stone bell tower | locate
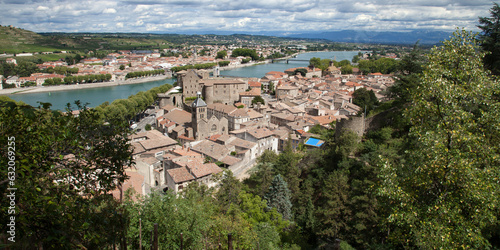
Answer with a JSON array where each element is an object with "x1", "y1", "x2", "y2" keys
[{"x1": 191, "y1": 91, "x2": 207, "y2": 140}]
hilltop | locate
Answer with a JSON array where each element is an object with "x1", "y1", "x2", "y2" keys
[{"x1": 0, "y1": 25, "x2": 64, "y2": 54}]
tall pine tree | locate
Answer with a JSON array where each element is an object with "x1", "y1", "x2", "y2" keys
[
  {"x1": 478, "y1": 3, "x2": 500, "y2": 75},
  {"x1": 264, "y1": 175, "x2": 293, "y2": 221}
]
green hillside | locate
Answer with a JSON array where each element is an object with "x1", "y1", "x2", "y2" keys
[{"x1": 0, "y1": 25, "x2": 63, "y2": 54}]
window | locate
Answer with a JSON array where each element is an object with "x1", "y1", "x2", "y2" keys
[{"x1": 211, "y1": 124, "x2": 217, "y2": 131}]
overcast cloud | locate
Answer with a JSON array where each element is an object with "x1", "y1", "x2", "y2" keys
[{"x1": 0, "y1": 0, "x2": 494, "y2": 33}]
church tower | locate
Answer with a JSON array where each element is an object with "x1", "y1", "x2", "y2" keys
[{"x1": 191, "y1": 91, "x2": 207, "y2": 140}]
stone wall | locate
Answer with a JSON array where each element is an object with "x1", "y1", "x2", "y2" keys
[
  {"x1": 335, "y1": 115, "x2": 365, "y2": 141},
  {"x1": 158, "y1": 93, "x2": 183, "y2": 108}
]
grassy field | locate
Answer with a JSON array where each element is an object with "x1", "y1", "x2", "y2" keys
[{"x1": 9, "y1": 53, "x2": 72, "y2": 63}]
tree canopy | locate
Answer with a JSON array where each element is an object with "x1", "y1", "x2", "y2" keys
[
  {"x1": 216, "y1": 50, "x2": 227, "y2": 59},
  {"x1": 352, "y1": 88, "x2": 379, "y2": 115},
  {"x1": 251, "y1": 95, "x2": 265, "y2": 105},
  {"x1": 264, "y1": 174, "x2": 293, "y2": 221},
  {"x1": 379, "y1": 29, "x2": 500, "y2": 249},
  {"x1": 478, "y1": 3, "x2": 500, "y2": 75},
  {"x1": 0, "y1": 101, "x2": 133, "y2": 248},
  {"x1": 231, "y1": 48, "x2": 259, "y2": 60}
]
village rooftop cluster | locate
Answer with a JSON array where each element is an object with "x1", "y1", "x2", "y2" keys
[
  {"x1": 118, "y1": 60, "x2": 395, "y2": 197},
  {"x1": 1, "y1": 44, "x2": 292, "y2": 88}
]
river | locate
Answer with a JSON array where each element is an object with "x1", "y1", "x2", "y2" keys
[{"x1": 7, "y1": 51, "x2": 362, "y2": 110}]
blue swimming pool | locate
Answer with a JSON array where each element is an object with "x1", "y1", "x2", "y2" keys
[{"x1": 305, "y1": 137, "x2": 324, "y2": 147}]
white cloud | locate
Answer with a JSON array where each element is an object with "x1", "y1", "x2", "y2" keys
[
  {"x1": 36, "y1": 6, "x2": 49, "y2": 11},
  {"x1": 133, "y1": 4, "x2": 152, "y2": 13},
  {"x1": 103, "y1": 8, "x2": 117, "y2": 14},
  {"x1": 0, "y1": 0, "x2": 494, "y2": 33}
]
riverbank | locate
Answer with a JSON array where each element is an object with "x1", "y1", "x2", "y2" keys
[
  {"x1": 0, "y1": 75, "x2": 172, "y2": 95},
  {"x1": 218, "y1": 60, "x2": 270, "y2": 72},
  {"x1": 218, "y1": 53, "x2": 300, "y2": 73},
  {"x1": 1, "y1": 59, "x2": 277, "y2": 96}
]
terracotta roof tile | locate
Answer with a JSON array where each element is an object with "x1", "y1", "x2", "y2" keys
[
  {"x1": 187, "y1": 162, "x2": 222, "y2": 178},
  {"x1": 247, "y1": 127, "x2": 274, "y2": 139},
  {"x1": 167, "y1": 167, "x2": 195, "y2": 183},
  {"x1": 220, "y1": 155, "x2": 241, "y2": 166}
]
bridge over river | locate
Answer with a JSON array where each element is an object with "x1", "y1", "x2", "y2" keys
[{"x1": 271, "y1": 58, "x2": 311, "y2": 63}]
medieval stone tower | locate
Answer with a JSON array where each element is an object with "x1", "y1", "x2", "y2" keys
[{"x1": 191, "y1": 92, "x2": 208, "y2": 140}]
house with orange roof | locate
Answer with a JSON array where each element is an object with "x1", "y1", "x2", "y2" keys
[
  {"x1": 248, "y1": 81, "x2": 261, "y2": 89},
  {"x1": 265, "y1": 71, "x2": 288, "y2": 79},
  {"x1": 368, "y1": 72, "x2": 383, "y2": 78},
  {"x1": 344, "y1": 81, "x2": 364, "y2": 92}
]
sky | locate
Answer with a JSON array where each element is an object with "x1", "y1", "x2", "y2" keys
[{"x1": 0, "y1": 0, "x2": 495, "y2": 34}]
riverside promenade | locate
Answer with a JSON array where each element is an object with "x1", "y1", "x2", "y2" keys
[{"x1": 0, "y1": 75, "x2": 171, "y2": 95}]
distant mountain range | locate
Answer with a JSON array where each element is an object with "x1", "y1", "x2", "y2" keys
[
  {"x1": 172, "y1": 29, "x2": 453, "y2": 45},
  {"x1": 282, "y1": 30, "x2": 452, "y2": 45}
]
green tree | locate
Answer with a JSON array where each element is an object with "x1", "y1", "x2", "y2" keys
[
  {"x1": 352, "y1": 88, "x2": 378, "y2": 115},
  {"x1": 338, "y1": 59, "x2": 351, "y2": 67},
  {"x1": 215, "y1": 170, "x2": 243, "y2": 213},
  {"x1": 15, "y1": 61, "x2": 39, "y2": 77},
  {"x1": 340, "y1": 64, "x2": 353, "y2": 74},
  {"x1": 390, "y1": 42, "x2": 426, "y2": 108},
  {"x1": 216, "y1": 50, "x2": 226, "y2": 59},
  {"x1": 294, "y1": 68, "x2": 307, "y2": 76},
  {"x1": 254, "y1": 222, "x2": 281, "y2": 250},
  {"x1": 228, "y1": 191, "x2": 289, "y2": 231},
  {"x1": 231, "y1": 48, "x2": 259, "y2": 60},
  {"x1": 0, "y1": 101, "x2": 132, "y2": 248},
  {"x1": 218, "y1": 60, "x2": 230, "y2": 67},
  {"x1": 309, "y1": 57, "x2": 331, "y2": 72},
  {"x1": 43, "y1": 78, "x2": 54, "y2": 86},
  {"x1": 53, "y1": 77, "x2": 62, "y2": 85},
  {"x1": 314, "y1": 170, "x2": 350, "y2": 241},
  {"x1": 251, "y1": 95, "x2": 265, "y2": 105},
  {"x1": 124, "y1": 186, "x2": 217, "y2": 249},
  {"x1": 478, "y1": 3, "x2": 500, "y2": 75},
  {"x1": 264, "y1": 175, "x2": 293, "y2": 221},
  {"x1": 379, "y1": 29, "x2": 500, "y2": 249},
  {"x1": 309, "y1": 57, "x2": 321, "y2": 68},
  {"x1": 119, "y1": 64, "x2": 125, "y2": 70},
  {"x1": 244, "y1": 162, "x2": 275, "y2": 198},
  {"x1": 274, "y1": 139, "x2": 302, "y2": 204},
  {"x1": 352, "y1": 55, "x2": 360, "y2": 63}
]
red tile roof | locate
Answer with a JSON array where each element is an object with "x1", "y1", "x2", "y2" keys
[
  {"x1": 167, "y1": 167, "x2": 195, "y2": 183},
  {"x1": 187, "y1": 162, "x2": 223, "y2": 178}
]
